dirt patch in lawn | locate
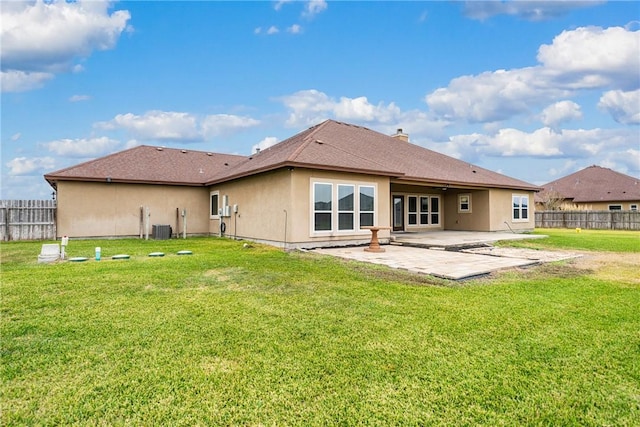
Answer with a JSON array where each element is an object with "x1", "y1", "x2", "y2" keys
[{"x1": 571, "y1": 252, "x2": 640, "y2": 285}]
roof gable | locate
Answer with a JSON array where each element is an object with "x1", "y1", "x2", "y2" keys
[{"x1": 540, "y1": 165, "x2": 640, "y2": 203}]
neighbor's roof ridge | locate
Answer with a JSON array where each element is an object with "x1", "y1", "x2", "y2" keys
[{"x1": 540, "y1": 164, "x2": 640, "y2": 203}]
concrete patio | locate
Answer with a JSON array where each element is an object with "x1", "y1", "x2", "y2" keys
[
  {"x1": 390, "y1": 230, "x2": 547, "y2": 249},
  {"x1": 312, "y1": 231, "x2": 580, "y2": 280}
]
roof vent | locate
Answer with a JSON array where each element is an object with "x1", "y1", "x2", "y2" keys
[
  {"x1": 181, "y1": 150, "x2": 187, "y2": 154},
  {"x1": 207, "y1": 152, "x2": 213, "y2": 156},
  {"x1": 315, "y1": 139, "x2": 324, "y2": 144},
  {"x1": 156, "y1": 147, "x2": 163, "y2": 151},
  {"x1": 256, "y1": 148, "x2": 261, "y2": 153}
]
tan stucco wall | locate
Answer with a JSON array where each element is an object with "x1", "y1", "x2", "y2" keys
[
  {"x1": 444, "y1": 190, "x2": 491, "y2": 231},
  {"x1": 209, "y1": 168, "x2": 390, "y2": 247},
  {"x1": 56, "y1": 181, "x2": 210, "y2": 238},
  {"x1": 488, "y1": 189, "x2": 536, "y2": 231},
  {"x1": 207, "y1": 169, "x2": 292, "y2": 243}
]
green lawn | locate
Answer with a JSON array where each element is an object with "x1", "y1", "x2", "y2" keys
[
  {"x1": 506, "y1": 228, "x2": 640, "y2": 252},
  {"x1": 2, "y1": 233, "x2": 639, "y2": 425}
]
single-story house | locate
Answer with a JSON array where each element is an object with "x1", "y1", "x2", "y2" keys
[
  {"x1": 45, "y1": 120, "x2": 540, "y2": 248},
  {"x1": 535, "y1": 165, "x2": 640, "y2": 211}
]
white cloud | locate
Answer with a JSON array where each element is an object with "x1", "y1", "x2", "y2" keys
[
  {"x1": 43, "y1": 137, "x2": 120, "y2": 158},
  {"x1": 267, "y1": 26, "x2": 280, "y2": 35},
  {"x1": 201, "y1": 114, "x2": 260, "y2": 138},
  {"x1": 547, "y1": 159, "x2": 579, "y2": 179},
  {"x1": 1, "y1": 70, "x2": 54, "y2": 92},
  {"x1": 281, "y1": 90, "x2": 403, "y2": 127},
  {"x1": 334, "y1": 96, "x2": 401, "y2": 123},
  {"x1": 444, "y1": 127, "x2": 637, "y2": 160},
  {"x1": 540, "y1": 100, "x2": 582, "y2": 128},
  {"x1": 69, "y1": 94, "x2": 91, "y2": 102},
  {"x1": 98, "y1": 111, "x2": 202, "y2": 142},
  {"x1": 274, "y1": 0, "x2": 293, "y2": 11},
  {"x1": 303, "y1": 0, "x2": 328, "y2": 18},
  {"x1": 280, "y1": 89, "x2": 451, "y2": 141},
  {"x1": 426, "y1": 67, "x2": 567, "y2": 123},
  {"x1": 252, "y1": 136, "x2": 279, "y2": 154},
  {"x1": 598, "y1": 89, "x2": 640, "y2": 125},
  {"x1": 6, "y1": 156, "x2": 56, "y2": 176},
  {"x1": 426, "y1": 26, "x2": 639, "y2": 124},
  {"x1": 97, "y1": 111, "x2": 260, "y2": 142},
  {"x1": 464, "y1": 1, "x2": 603, "y2": 21},
  {"x1": 538, "y1": 26, "x2": 640, "y2": 90},
  {"x1": 281, "y1": 89, "x2": 335, "y2": 127},
  {"x1": 287, "y1": 24, "x2": 303, "y2": 34},
  {"x1": 11, "y1": 133, "x2": 22, "y2": 142},
  {"x1": 1, "y1": 0, "x2": 131, "y2": 92}
]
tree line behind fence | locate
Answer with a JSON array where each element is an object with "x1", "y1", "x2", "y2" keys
[
  {"x1": 1, "y1": 200, "x2": 56, "y2": 241},
  {"x1": 535, "y1": 210, "x2": 640, "y2": 230}
]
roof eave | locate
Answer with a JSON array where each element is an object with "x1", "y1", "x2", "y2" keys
[
  {"x1": 395, "y1": 176, "x2": 541, "y2": 192},
  {"x1": 205, "y1": 162, "x2": 404, "y2": 186},
  {"x1": 44, "y1": 175, "x2": 208, "y2": 187}
]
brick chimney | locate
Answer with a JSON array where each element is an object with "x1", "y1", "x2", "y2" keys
[{"x1": 391, "y1": 128, "x2": 409, "y2": 142}]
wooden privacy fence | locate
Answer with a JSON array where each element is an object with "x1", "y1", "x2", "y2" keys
[
  {"x1": 535, "y1": 210, "x2": 640, "y2": 230},
  {"x1": 1, "y1": 200, "x2": 57, "y2": 241}
]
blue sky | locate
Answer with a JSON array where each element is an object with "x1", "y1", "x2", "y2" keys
[{"x1": 2, "y1": 0, "x2": 639, "y2": 200}]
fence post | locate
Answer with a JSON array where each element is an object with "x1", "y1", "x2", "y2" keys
[{"x1": 2, "y1": 207, "x2": 7, "y2": 241}]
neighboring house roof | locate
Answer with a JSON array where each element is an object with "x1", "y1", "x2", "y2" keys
[
  {"x1": 45, "y1": 145, "x2": 246, "y2": 187},
  {"x1": 45, "y1": 120, "x2": 539, "y2": 191},
  {"x1": 537, "y1": 165, "x2": 640, "y2": 203}
]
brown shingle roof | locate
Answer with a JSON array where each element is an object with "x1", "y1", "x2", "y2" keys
[
  {"x1": 209, "y1": 120, "x2": 539, "y2": 190},
  {"x1": 538, "y1": 165, "x2": 640, "y2": 203},
  {"x1": 45, "y1": 120, "x2": 539, "y2": 191},
  {"x1": 45, "y1": 145, "x2": 246, "y2": 187}
]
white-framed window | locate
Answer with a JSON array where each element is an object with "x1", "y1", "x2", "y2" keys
[
  {"x1": 311, "y1": 180, "x2": 376, "y2": 234},
  {"x1": 408, "y1": 196, "x2": 418, "y2": 225},
  {"x1": 210, "y1": 191, "x2": 220, "y2": 219},
  {"x1": 338, "y1": 184, "x2": 355, "y2": 231},
  {"x1": 458, "y1": 194, "x2": 471, "y2": 213},
  {"x1": 313, "y1": 182, "x2": 332, "y2": 231},
  {"x1": 359, "y1": 186, "x2": 375, "y2": 228},
  {"x1": 430, "y1": 196, "x2": 440, "y2": 225},
  {"x1": 512, "y1": 194, "x2": 529, "y2": 221},
  {"x1": 420, "y1": 196, "x2": 429, "y2": 225},
  {"x1": 630, "y1": 204, "x2": 638, "y2": 212},
  {"x1": 404, "y1": 195, "x2": 439, "y2": 226},
  {"x1": 608, "y1": 204, "x2": 622, "y2": 211}
]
